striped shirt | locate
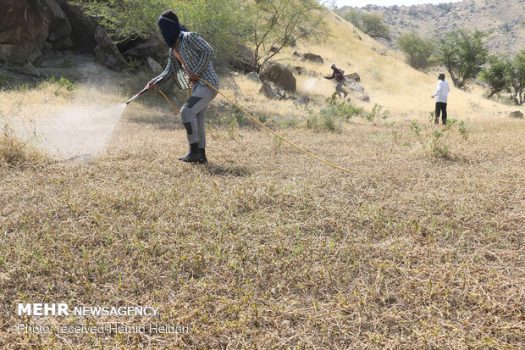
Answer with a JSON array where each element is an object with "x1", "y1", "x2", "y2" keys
[{"x1": 152, "y1": 31, "x2": 219, "y2": 89}]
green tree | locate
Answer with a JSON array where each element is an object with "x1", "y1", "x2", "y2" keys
[
  {"x1": 397, "y1": 32, "x2": 434, "y2": 69},
  {"x1": 249, "y1": 0, "x2": 325, "y2": 71},
  {"x1": 76, "y1": 0, "x2": 173, "y2": 42},
  {"x1": 436, "y1": 30, "x2": 488, "y2": 89},
  {"x1": 76, "y1": 0, "x2": 250, "y2": 62},
  {"x1": 343, "y1": 9, "x2": 361, "y2": 28},
  {"x1": 360, "y1": 13, "x2": 390, "y2": 40},
  {"x1": 481, "y1": 55, "x2": 511, "y2": 99},
  {"x1": 174, "y1": 0, "x2": 251, "y2": 62},
  {"x1": 508, "y1": 50, "x2": 525, "y2": 105},
  {"x1": 343, "y1": 10, "x2": 390, "y2": 40}
]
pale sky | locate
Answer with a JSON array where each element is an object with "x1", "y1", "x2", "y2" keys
[{"x1": 335, "y1": 0, "x2": 462, "y2": 7}]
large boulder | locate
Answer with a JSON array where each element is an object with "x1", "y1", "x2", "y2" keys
[
  {"x1": 246, "y1": 71, "x2": 260, "y2": 82},
  {"x1": 123, "y1": 36, "x2": 166, "y2": 63},
  {"x1": 0, "y1": 0, "x2": 126, "y2": 70},
  {"x1": 259, "y1": 82, "x2": 280, "y2": 100},
  {"x1": 0, "y1": 0, "x2": 50, "y2": 64},
  {"x1": 63, "y1": 4, "x2": 127, "y2": 70},
  {"x1": 43, "y1": 0, "x2": 73, "y2": 49},
  {"x1": 347, "y1": 80, "x2": 365, "y2": 92},
  {"x1": 303, "y1": 53, "x2": 324, "y2": 64},
  {"x1": 345, "y1": 72, "x2": 361, "y2": 82},
  {"x1": 93, "y1": 26, "x2": 127, "y2": 71},
  {"x1": 147, "y1": 57, "x2": 163, "y2": 74},
  {"x1": 0, "y1": 0, "x2": 74, "y2": 64},
  {"x1": 259, "y1": 63, "x2": 296, "y2": 92},
  {"x1": 227, "y1": 44, "x2": 254, "y2": 73},
  {"x1": 61, "y1": 4, "x2": 97, "y2": 54}
]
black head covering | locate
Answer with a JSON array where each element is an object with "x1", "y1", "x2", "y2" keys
[{"x1": 158, "y1": 11, "x2": 181, "y2": 47}]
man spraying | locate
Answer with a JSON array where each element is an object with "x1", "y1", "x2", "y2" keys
[
  {"x1": 324, "y1": 64, "x2": 348, "y2": 99},
  {"x1": 146, "y1": 10, "x2": 219, "y2": 163},
  {"x1": 432, "y1": 73, "x2": 450, "y2": 125}
]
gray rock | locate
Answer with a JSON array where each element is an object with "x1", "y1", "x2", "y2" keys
[
  {"x1": 23, "y1": 63, "x2": 42, "y2": 76},
  {"x1": 294, "y1": 96, "x2": 310, "y2": 105},
  {"x1": 62, "y1": 4, "x2": 97, "y2": 53},
  {"x1": 124, "y1": 37, "x2": 166, "y2": 63},
  {"x1": 246, "y1": 71, "x2": 260, "y2": 82},
  {"x1": 293, "y1": 66, "x2": 306, "y2": 75},
  {"x1": 259, "y1": 81, "x2": 279, "y2": 100},
  {"x1": 43, "y1": 0, "x2": 72, "y2": 48},
  {"x1": 63, "y1": 4, "x2": 126, "y2": 71},
  {"x1": 228, "y1": 44, "x2": 254, "y2": 73},
  {"x1": 93, "y1": 26, "x2": 127, "y2": 71},
  {"x1": 0, "y1": 0, "x2": 49, "y2": 64},
  {"x1": 347, "y1": 81, "x2": 365, "y2": 92},
  {"x1": 345, "y1": 72, "x2": 361, "y2": 82},
  {"x1": 260, "y1": 62, "x2": 296, "y2": 92},
  {"x1": 147, "y1": 57, "x2": 163, "y2": 74},
  {"x1": 509, "y1": 111, "x2": 524, "y2": 119},
  {"x1": 360, "y1": 94, "x2": 371, "y2": 103},
  {"x1": 303, "y1": 53, "x2": 324, "y2": 64},
  {"x1": 0, "y1": 63, "x2": 41, "y2": 82}
]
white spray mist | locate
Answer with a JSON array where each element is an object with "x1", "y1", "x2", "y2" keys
[{"x1": 35, "y1": 102, "x2": 128, "y2": 160}]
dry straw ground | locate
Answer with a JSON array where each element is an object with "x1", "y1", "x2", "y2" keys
[{"x1": 1, "y1": 11, "x2": 525, "y2": 350}]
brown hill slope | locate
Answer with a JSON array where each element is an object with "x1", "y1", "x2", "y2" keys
[{"x1": 266, "y1": 11, "x2": 516, "y2": 119}]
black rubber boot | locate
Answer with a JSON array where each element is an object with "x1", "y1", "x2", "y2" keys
[
  {"x1": 179, "y1": 143, "x2": 202, "y2": 163},
  {"x1": 199, "y1": 148, "x2": 207, "y2": 164}
]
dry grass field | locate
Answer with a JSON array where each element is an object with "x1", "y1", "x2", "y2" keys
[{"x1": 1, "y1": 11, "x2": 524, "y2": 349}]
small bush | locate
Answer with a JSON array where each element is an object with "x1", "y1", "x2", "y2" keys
[
  {"x1": 36, "y1": 76, "x2": 76, "y2": 97},
  {"x1": 363, "y1": 104, "x2": 390, "y2": 123},
  {"x1": 410, "y1": 119, "x2": 469, "y2": 159},
  {"x1": 306, "y1": 113, "x2": 341, "y2": 133},
  {"x1": 273, "y1": 116, "x2": 299, "y2": 129},
  {"x1": 410, "y1": 120, "x2": 422, "y2": 138},
  {"x1": 446, "y1": 119, "x2": 469, "y2": 140},
  {"x1": 457, "y1": 121, "x2": 469, "y2": 140},
  {"x1": 0, "y1": 124, "x2": 45, "y2": 168},
  {"x1": 430, "y1": 129, "x2": 449, "y2": 158},
  {"x1": 306, "y1": 100, "x2": 363, "y2": 132}
]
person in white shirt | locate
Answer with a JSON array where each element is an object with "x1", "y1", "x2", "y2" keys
[{"x1": 432, "y1": 73, "x2": 450, "y2": 125}]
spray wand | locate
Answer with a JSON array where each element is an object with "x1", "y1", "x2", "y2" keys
[
  {"x1": 126, "y1": 83, "x2": 180, "y2": 114},
  {"x1": 126, "y1": 86, "x2": 150, "y2": 105}
]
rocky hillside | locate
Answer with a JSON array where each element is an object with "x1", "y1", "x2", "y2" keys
[
  {"x1": 341, "y1": 0, "x2": 525, "y2": 54},
  {"x1": 0, "y1": 0, "x2": 167, "y2": 85}
]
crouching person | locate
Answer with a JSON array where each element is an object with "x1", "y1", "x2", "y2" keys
[{"x1": 146, "y1": 10, "x2": 219, "y2": 163}]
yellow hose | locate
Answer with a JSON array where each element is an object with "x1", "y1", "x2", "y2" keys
[
  {"x1": 199, "y1": 79, "x2": 355, "y2": 174},
  {"x1": 157, "y1": 88, "x2": 180, "y2": 114}
]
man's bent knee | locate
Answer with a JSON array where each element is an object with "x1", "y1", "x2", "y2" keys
[{"x1": 181, "y1": 106, "x2": 196, "y2": 123}]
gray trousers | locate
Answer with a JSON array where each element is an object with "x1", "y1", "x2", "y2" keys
[
  {"x1": 336, "y1": 81, "x2": 348, "y2": 97},
  {"x1": 180, "y1": 84, "x2": 217, "y2": 148}
]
